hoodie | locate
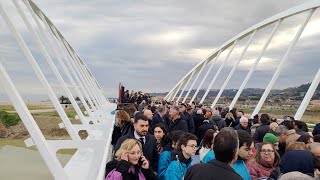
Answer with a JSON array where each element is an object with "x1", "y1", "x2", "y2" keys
[{"x1": 210, "y1": 116, "x2": 226, "y2": 130}]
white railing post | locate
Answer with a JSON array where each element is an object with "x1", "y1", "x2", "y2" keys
[
  {"x1": 190, "y1": 50, "x2": 222, "y2": 104},
  {"x1": 72, "y1": 54, "x2": 104, "y2": 107},
  {"x1": 0, "y1": 63, "x2": 68, "y2": 180},
  {"x1": 62, "y1": 41, "x2": 103, "y2": 109},
  {"x1": 229, "y1": 20, "x2": 282, "y2": 110},
  {"x1": 24, "y1": 2, "x2": 92, "y2": 115},
  {"x1": 75, "y1": 56, "x2": 106, "y2": 106},
  {"x1": 252, "y1": 9, "x2": 315, "y2": 117},
  {"x1": 200, "y1": 40, "x2": 238, "y2": 104},
  {"x1": 13, "y1": 0, "x2": 88, "y2": 125},
  {"x1": 171, "y1": 81, "x2": 184, "y2": 102},
  {"x1": 211, "y1": 30, "x2": 257, "y2": 109},
  {"x1": 0, "y1": 1, "x2": 80, "y2": 140},
  {"x1": 295, "y1": 67, "x2": 320, "y2": 120},
  {"x1": 44, "y1": 24, "x2": 97, "y2": 111},
  {"x1": 183, "y1": 60, "x2": 207, "y2": 103},
  {"x1": 176, "y1": 71, "x2": 195, "y2": 102}
]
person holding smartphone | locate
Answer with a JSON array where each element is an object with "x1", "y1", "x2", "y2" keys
[{"x1": 105, "y1": 139, "x2": 156, "y2": 180}]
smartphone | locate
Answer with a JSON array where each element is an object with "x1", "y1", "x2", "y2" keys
[{"x1": 138, "y1": 157, "x2": 144, "y2": 166}]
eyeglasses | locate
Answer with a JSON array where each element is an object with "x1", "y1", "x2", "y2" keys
[
  {"x1": 260, "y1": 149, "x2": 274, "y2": 154},
  {"x1": 129, "y1": 151, "x2": 142, "y2": 156},
  {"x1": 186, "y1": 145, "x2": 199, "y2": 150}
]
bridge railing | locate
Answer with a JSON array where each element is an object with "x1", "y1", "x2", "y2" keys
[
  {"x1": 0, "y1": 0, "x2": 115, "y2": 179},
  {"x1": 165, "y1": 2, "x2": 320, "y2": 121}
]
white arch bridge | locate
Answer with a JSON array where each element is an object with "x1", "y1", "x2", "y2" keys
[{"x1": 0, "y1": 0, "x2": 320, "y2": 179}]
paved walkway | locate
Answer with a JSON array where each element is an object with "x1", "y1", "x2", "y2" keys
[{"x1": 0, "y1": 146, "x2": 71, "y2": 180}]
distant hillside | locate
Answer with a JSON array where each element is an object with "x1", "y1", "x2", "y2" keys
[{"x1": 151, "y1": 83, "x2": 320, "y2": 100}]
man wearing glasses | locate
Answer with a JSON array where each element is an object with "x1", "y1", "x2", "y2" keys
[{"x1": 165, "y1": 133, "x2": 198, "y2": 180}]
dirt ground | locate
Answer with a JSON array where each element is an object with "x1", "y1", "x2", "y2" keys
[{"x1": 0, "y1": 106, "x2": 83, "y2": 139}]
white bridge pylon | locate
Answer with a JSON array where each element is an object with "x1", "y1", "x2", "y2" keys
[
  {"x1": 0, "y1": 0, "x2": 115, "y2": 180},
  {"x1": 165, "y1": 2, "x2": 320, "y2": 120}
]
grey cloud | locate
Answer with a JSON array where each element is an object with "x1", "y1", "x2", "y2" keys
[{"x1": 0, "y1": 0, "x2": 318, "y2": 101}]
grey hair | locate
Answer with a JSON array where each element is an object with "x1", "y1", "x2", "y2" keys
[
  {"x1": 157, "y1": 105, "x2": 166, "y2": 113},
  {"x1": 273, "y1": 125, "x2": 289, "y2": 136},
  {"x1": 170, "y1": 106, "x2": 179, "y2": 113},
  {"x1": 221, "y1": 127, "x2": 239, "y2": 150}
]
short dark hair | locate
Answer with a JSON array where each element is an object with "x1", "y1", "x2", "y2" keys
[
  {"x1": 260, "y1": 113, "x2": 270, "y2": 124},
  {"x1": 297, "y1": 135, "x2": 313, "y2": 144},
  {"x1": 134, "y1": 113, "x2": 149, "y2": 123},
  {"x1": 203, "y1": 129, "x2": 218, "y2": 148},
  {"x1": 281, "y1": 120, "x2": 294, "y2": 130},
  {"x1": 237, "y1": 130, "x2": 253, "y2": 148},
  {"x1": 169, "y1": 130, "x2": 185, "y2": 143},
  {"x1": 213, "y1": 127, "x2": 239, "y2": 163},
  {"x1": 314, "y1": 135, "x2": 320, "y2": 143},
  {"x1": 154, "y1": 123, "x2": 167, "y2": 135},
  {"x1": 294, "y1": 120, "x2": 309, "y2": 132},
  {"x1": 177, "y1": 133, "x2": 198, "y2": 151}
]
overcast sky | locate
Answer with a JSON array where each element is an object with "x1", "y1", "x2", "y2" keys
[{"x1": 0, "y1": 0, "x2": 320, "y2": 102}]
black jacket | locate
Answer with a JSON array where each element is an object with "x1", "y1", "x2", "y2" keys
[
  {"x1": 185, "y1": 159, "x2": 242, "y2": 180},
  {"x1": 151, "y1": 113, "x2": 166, "y2": 129},
  {"x1": 168, "y1": 117, "x2": 189, "y2": 133},
  {"x1": 193, "y1": 113, "x2": 205, "y2": 135},
  {"x1": 210, "y1": 116, "x2": 226, "y2": 130},
  {"x1": 114, "y1": 129, "x2": 158, "y2": 170},
  {"x1": 105, "y1": 160, "x2": 156, "y2": 180},
  {"x1": 253, "y1": 124, "x2": 270, "y2": 143},
  {"x1": 183, "y1": 112, "x2": 195, "y2": 134},
  {"x1": 111, "y1": 122, "x2": 133, "y2": 146},
  {"x1": 197, "y1": 120, "x2": 214, "y2": 144},
  {"x1": 234, "y1": 124, "x2": 251, "y2": 133}
]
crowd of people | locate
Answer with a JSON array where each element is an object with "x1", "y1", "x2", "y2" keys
[{"x1": 106, "y1": 98, "x2": 320, "y2": 180}]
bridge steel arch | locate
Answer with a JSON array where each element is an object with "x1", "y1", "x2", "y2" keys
[
  {"x1": 0, "y1": 0, "x2": 116, "y2": 179},
  {"x1": 165, "y1": 1, "x2": 320, "y2": 120}
]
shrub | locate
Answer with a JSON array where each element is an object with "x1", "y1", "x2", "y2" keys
[{"x1": 0, "y1": 111, "x2": 21, "y2": 127}]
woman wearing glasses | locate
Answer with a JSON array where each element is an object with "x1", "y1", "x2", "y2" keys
[
  {"x1": 165, "y1": 133, "x2": 198, "y2": 180},
  {"x1": 105, "y1": 139, "x2": 156, "y2": 180},
  {"x1": 247, "y1": 142, "x2": 280, "y2": 179}
]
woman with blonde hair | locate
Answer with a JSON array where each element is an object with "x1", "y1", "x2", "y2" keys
[
  {"x1": 247, "y1": 142, "x2": 280, "y2": 179},
  {"x1": 111, "y1": 110, "x2": 133, "y2": 147},
  {"x1": 105, "y1": 139, "x2": 156, "y2": 180},
  {"x1": 225, "y1": 112, "x2": 235, "y2": 127}
]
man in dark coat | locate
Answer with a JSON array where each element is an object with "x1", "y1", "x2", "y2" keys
[
  {"x1": 168, "y1": 106, "x2": 188, "y2": 133},
  {"x1": 179, "y1": 103, "x2": 195, "y2": 134},
  {"x1": 209, "y1": 110, "x2": 226, "y2": 130},
  {"x1": 234, "y1": 116, "x2": 251, "y2": 133},
  {"x1": 185, "y1": 127, "x2": 242, "y2": 180},
  {"x1": 114, "y1": 113, "x2": 158, "y2": 170},
  {"x1": 253, "y1": 113, "x2": 270, "y2": 143},
  {"x1": 151, "y1": 105, "x2": 167, "y2": 129},
  {"x1": 193, "y1": 109, "x2": 205, "y2": 135},
  {"x1": 197, "y1": 119, "x2": 214, "y2": 144}
]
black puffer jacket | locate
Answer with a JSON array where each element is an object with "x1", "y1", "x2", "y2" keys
[
  {"x1": 253, "y1": 124, "x2": 270, "y2": 143},
  {"x1": 168, "y1": 117, "x2": 188, "y2": 133},
  {"x1": 210, "y1": 116, "x2": 226, "y2": 130}
]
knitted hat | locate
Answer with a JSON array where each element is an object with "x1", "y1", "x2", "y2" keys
[{"x1": 263, "y1": 133, "x2": 279, "y2": 144}]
